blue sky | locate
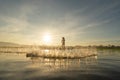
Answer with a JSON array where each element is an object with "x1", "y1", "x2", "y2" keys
[{"x1": 0, "y1": 0, "x2": 120, "y2": 46}]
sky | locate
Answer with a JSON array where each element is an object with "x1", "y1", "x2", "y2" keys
[{"x1": 0, "y1": 0, "x2": 120, "y2": 46}]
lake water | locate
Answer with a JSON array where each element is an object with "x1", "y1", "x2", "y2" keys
[{"x1": 0, "y1": 49, "x2": 120, "y2": 80}]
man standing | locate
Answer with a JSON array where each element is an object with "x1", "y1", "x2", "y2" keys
[{"x1": 61, "y1": 37, "x2": 65, "y2": 49}]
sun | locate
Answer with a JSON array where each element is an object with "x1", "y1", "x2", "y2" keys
[{"x1": 43, "y1": 34, "x2": 52, "y2": 44}]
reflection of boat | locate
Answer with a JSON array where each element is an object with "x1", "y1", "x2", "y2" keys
[
  {"x1": 27, "y1": 55, "x2": 97, "y2": 71},
  {"x1": 26, "y1": 53, "x2": 39, "y2": 57}
]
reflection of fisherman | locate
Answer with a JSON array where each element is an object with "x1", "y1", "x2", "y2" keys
[{"x1": 61, "y1": 37, "x2": 65, "y2": 49}]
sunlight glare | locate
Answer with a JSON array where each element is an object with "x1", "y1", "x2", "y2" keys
[{"x1": 43, "y1": 33, "x2": 52, "y2": 45}]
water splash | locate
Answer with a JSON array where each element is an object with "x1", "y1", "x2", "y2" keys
[{"x1": 27, "y1": 48, "x2": 97, "y2": 59}]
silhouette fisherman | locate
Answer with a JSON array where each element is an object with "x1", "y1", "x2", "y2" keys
[{"x1": 61, "y1": 37, "x2": 65, "y2": 49}]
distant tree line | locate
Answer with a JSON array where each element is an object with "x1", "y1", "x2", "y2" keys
[{"x1": 0, "y1": 44, "x2": 120, "y2": 50}]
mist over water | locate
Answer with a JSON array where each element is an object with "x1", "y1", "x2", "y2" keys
[{"x1": 0, "y1": 49, "x2": 120, "y2": 80}]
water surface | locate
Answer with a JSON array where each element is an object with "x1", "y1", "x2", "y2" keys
[{"x1": 0, "y1": 49, "x2": 120, "y2": 80}]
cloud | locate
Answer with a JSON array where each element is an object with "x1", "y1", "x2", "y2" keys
[
  {"x1": 0, "y1": 16, "x2": 28, "y2": 33},
  {"x1": 0, "y1": 0, "x2": 37, "y2": 33}
]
